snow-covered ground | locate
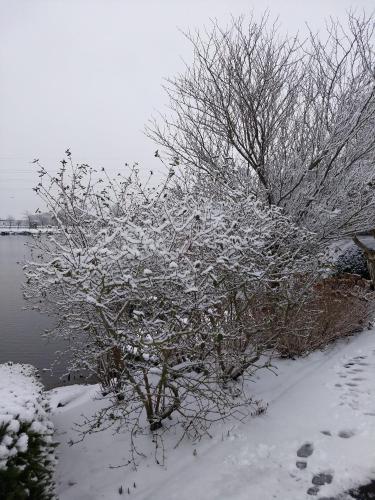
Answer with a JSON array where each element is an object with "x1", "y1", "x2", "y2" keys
[
  {"x1": 0, "y1": 227, "x2": 56, "y2": 234},
  {"x1": 49, "y1": 330, "x2": 375, "y2": 500}
]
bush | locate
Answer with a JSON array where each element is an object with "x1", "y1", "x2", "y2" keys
[
  {"x1": 334, "y1": 245, "x2": 369, "y2": 279},
  {"x1": 24, "y1": 157, "x2": 323, "y2": 448},
  {"x1": 0, "y1": 363, "x2": 56, "y2": 500},
  {"x1": 275, "y1": 274, "x2": 375, "y2": 357}
]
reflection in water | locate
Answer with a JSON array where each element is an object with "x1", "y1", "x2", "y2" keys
[{"x1": 0, "y1": 236, "x2": 82, "y2": 388}]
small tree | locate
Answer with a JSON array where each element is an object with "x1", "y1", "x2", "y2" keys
[
  {"x1": 24, "y1": 155, "x2": 322, "y2": 455},
  {"x1": 24, "y1": 212, "x2": 36, "y2": 229}
]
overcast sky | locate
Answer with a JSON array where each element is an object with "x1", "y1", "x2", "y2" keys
[{"x1": 0, "y1": 0, "x2": 374, "y2": 218}]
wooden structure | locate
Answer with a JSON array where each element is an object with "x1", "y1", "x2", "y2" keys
[{"x1": 353, "y1": 233, "x2": 375, "y2": 287}]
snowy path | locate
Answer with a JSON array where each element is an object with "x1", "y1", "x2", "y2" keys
[{"x1": 50, "y1": 330, "x2": 375, "y2": 500}]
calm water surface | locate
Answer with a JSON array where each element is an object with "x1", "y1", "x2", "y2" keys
[{"x1": 0, "y1": 236, "x2": 74, "y2": 388}]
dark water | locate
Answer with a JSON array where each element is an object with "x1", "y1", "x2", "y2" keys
[{"x1": 0, "y1": 236, "x2": 72, "y2": 388}]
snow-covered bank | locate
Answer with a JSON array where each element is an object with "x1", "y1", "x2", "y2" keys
[
  {"x1": 0, "y1": 363, "x2": 56, "y2": 498},
  {"x1": 50, "y1": 330, "x2": 375, "y2": 500},
  {"x1": 0, "y1": 227, "x2": 56, "y2": 235}
]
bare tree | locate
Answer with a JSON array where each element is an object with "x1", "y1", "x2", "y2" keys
[
  {"x1": 148, "y1": 12, "x2": 375, "y2": 240},
  {"x1": 24, "y1": 212, "x2": 34, "y2": 229},
  {"x1": 6, "y1": 215, "x2": 15, "y2": 228}
]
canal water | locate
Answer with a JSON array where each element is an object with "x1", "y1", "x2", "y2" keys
[{"x1": 0, "y1": 235, "x2": 74, "y2": 388}]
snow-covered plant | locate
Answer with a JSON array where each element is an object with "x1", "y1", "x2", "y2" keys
[
  {"x1": 24, "y1": 155, "x2": 322, "y2": 452},
  {"x1": 0, "y1": 363, "x2": 56, "y2": 499},
  {"x1": 148, "y1": 12, "x2": 375, "y2": 241},
  {"x1": 334, "y1": 245, "x2": 369, "y2": 279}
]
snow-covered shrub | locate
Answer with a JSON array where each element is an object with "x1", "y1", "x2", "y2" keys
[
  {"x1": 0, "y1": 363, "x2": 56, "y2": 499},
  {"x1": 24, "y1": 155, "x2": 322, "y2": 447},
  {"x1": 333, "y1": 245, "x2": 369, "y2": 280}
]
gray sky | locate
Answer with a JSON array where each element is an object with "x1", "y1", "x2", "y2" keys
[{"x1": 0, "y1": 0, "x2": 374, "y2": 218}]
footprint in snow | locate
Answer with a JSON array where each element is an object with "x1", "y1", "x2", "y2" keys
[
  {"x1": 312, "y1": 472, "x2": 334, "y2": 486},
  {"x1": 338, "y1": 429, "x2": 355, "y2": 438},
  {"x1": 307, "y1": 485, "x2": 320, "y2": 496},
  {"x1": 306, "y1": 471, "x2": 334, "y2": 496},
  {"x1": 296, "y1": 442, "x2": 314, "y2": 458},
  {"x1": 306, "y1": 353, "x2": 367, "y2": 496},
  {"x1": 295, "y1": 442, "x2": 313, "y2": 471},
  {"x1": 343, "y1": 356, "x2": 369, "y2": 369},
  {"x1": 320, "y1": 430, "x2": 331, "y2": 436},
  {"x1": 296, "y1": 461, "x2": 307, "y2": 470}
]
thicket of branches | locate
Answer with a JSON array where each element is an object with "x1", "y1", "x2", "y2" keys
[
  {"x1": 148, "y1": 12, "x2": 375, "y2": 240},
  {"x1": 24, "y1": 155, "x2": 322, "y2": 449}
]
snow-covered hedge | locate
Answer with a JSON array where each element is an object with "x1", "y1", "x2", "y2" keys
[
  {"x1": 333, "y1": 244, "x2": 370, "y2": 279},
  {"x1": 0, "y1": 363, "x2": 56, "y2": 499}
]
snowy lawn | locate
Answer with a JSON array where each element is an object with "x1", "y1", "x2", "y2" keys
[{"x1": 49, "y1": 330, "x2": 375, "y2": 500}]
